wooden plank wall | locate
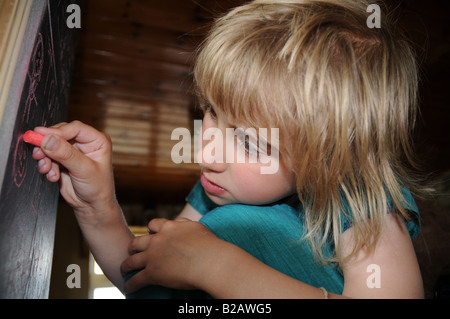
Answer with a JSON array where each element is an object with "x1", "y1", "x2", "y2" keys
[{"x1": 67, "y1": 0, "x2": 249, "y2": 205}]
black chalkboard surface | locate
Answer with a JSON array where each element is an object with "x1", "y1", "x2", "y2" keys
[{"x1": 0, "y1": 0, "x2": 78, "y2": 298}]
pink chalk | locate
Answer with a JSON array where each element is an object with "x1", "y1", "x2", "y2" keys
[{"x1": 23, "y1": 130, "x2": 44, "y2": 147}]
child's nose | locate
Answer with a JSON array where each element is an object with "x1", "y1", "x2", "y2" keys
[
  {"x1": 198, "y1": 156, "x2": 227, "y2": 173},
  {"x1": 196, "y1": 130, "x2": 227, "y2": 172}
]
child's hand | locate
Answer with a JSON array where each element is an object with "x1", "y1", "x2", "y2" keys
[
  {"x1": 32, "y1": 121, "x2": 117, "y2": 217},
  {"x1": 120, "y1": 218, "x2": 229, "y2": 294}
]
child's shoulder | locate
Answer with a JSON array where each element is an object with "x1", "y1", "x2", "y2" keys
[
  {"x1": 340, "y1": 186, "x2": 421, "y2": 239},
  {"x1": 200, "y1": 201, "x2": 304, "y2": 238}
]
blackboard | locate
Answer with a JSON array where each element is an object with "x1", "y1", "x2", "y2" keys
[{"x1": 0, "y1": 0, "x2": 78, "y2": 298}]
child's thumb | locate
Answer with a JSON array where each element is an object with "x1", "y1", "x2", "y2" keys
[{"x1": 41, "y1": 134, "x2": 91, "y2": 177}]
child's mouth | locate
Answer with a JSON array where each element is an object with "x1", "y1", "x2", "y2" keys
[{"x1": 200, "y1": 173, "x2": 226, "y2": 195}]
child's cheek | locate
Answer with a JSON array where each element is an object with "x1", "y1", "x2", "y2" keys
[{"x1": 231, "y1": 165, "x2": 272, "y2": 202}]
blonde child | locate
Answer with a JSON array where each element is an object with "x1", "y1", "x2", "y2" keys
[{"x1": 33, "y1": 0, "x2": 424, "y2": 298}]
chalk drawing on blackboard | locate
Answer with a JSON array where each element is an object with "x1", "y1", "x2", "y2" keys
[
  {"x1": 47, "y1": 1, "x2": 58, "y2": 87},
  {"x1": 0, "y1": 0, "x2": 78, "y2": 299},
  {"x1": 12, "y1": 135, "x2": 28, "y2": 188},
  {"x1": 23, "y1": 33, "x2": 44, "y2": 124},
  {"x1": 44, "y1": 79, "x2": 59, "y2": 126}
]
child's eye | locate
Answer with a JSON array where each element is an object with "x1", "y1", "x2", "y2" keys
[
  {"x1": 237, "y1": 133, "x2": 258, "y2": 156},
  {"x1": 202, "y1": 104, "x2": 217, "y2": 119}
]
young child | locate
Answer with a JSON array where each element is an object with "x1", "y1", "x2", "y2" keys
[{"x1": 33, "y1": 0, "x2": 425, "y2": 298}]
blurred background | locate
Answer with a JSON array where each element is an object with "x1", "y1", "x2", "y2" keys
[{"x1": 48, "y1": 0, "x2": 450, "y2": 299}]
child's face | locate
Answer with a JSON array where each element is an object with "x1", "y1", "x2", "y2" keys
[{"x1": 197, "y1": 105, "x2": 296, "y2": 206}]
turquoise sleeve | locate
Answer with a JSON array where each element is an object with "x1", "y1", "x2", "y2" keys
[
  {"x1": 199, "y1": 203, "x2": 345, "y2": 295},
  {"x1": 185, "y1": 180, "x2": 218, "y2": 215}
]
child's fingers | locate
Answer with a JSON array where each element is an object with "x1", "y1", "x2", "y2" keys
[
  {"x1": 37, "y1": 157, "x2": 52, "y2": 174},
  {"x1": 46, "y1": 161, "x2": 61, "y2": 183},
  {"x1": 32, "y1": 147, "x2": 46, "y2": 160},
  {"x1": 122, "y1": 267, "x2": 153, "y2": 295},
  {"x1": 147, "y1": 218, "x2": 191, "y2": 234},
  {"x1": 33, "y1": 124, "x2": 67, "y2": 138},
  {"x1": 120, "y1": 253, "x2": 146, "y2": 278},
  {"x1": 127, "y1": 235, "x2": 151, "y2": 255},
  {"x1": 35, "y1": 121, "x2": 112, "y2": 162},
  {"x1": 35, "y1": 120, "x2": 109, "y2": 146},
  {"x1": 37, "y1": 157, "x2": 61, "y2": 182},
  {"x1": 147, "y1": 218, "x2": 169, "y2": 234},
  {"x1": 49, "y1": 122, "x2": 68, "y2": 129},
  {"x1": 40, "y1": 133, "x2": 97, "y2": 177}
]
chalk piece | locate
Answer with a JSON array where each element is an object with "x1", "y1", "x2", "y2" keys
[{"x1": 23, "y1": 130, "x2": 44, "y2": 147}]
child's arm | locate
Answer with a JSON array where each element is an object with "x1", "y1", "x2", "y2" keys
[
  {"x1": 121, "y1": 218, "x2": 337, "y2": 298},
  {"x1": 33, "y1": 121, "x2": 134, "y2": 291},
  {"x1": 121, "y1": 214, "x2": 423, "y2": 298},
  {"x1": 175, "y1": 203, "x2": 203, "y2": 221},
  {"x1": 340, "y1": 213, "x2": 424, "y2": 298}
]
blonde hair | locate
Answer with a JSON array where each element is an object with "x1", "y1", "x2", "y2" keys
[{"x1": 194, "y1": 0, "x2": 423, "y2": 264}]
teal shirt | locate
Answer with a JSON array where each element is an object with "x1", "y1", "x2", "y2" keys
[{"x1": 125, "y1": 181, "x2": 420, "y2": 298}]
